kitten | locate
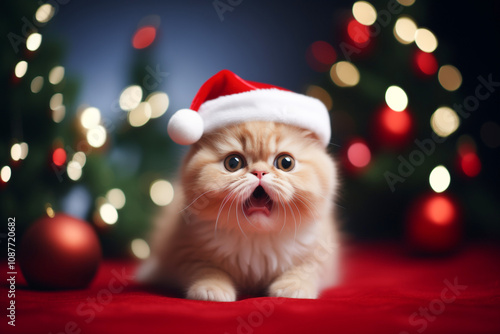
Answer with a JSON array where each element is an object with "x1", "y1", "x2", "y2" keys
[{"x1": 138, "y1": 120, "x2": 340, "y2": 301}]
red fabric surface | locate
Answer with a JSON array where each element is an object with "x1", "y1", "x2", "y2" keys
[{"x1": 2, "y1": 241, "x2": 500, "y2": 334}]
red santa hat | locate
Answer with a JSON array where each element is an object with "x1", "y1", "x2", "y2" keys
[{"x1": 167, "y1": 70, "x2": 331, "y2": 146}]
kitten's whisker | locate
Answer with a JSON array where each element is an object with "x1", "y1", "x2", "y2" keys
[
  {"x1": 277, "y1": 192, "x2": 287, "y2": 234},
  {"x1": 294, "y1": 194, "x2": 318, "y2": 220},
  {"x1": 180, "y1": 189, "x2": 217, "y2": 213}
]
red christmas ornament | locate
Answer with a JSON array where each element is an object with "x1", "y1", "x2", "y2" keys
[
  {"x1": 19, "y1": 213, "x2": 101, "y2": 289},
  {"x1": 372, "y1": 106, "x2": 414, "y2": 149},
  {"x1": 405, "y1": 193, "x2": 462, "y2": 254}
]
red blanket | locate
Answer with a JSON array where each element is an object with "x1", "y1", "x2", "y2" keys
[{"x1": 2, "y1": 241, "x2": 499, "y2": 334}]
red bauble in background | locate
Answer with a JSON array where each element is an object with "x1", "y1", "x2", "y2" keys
[
  {"x1": 405, "y1": 193, "x2": 463, "y2": 254},
  {"x1": 19, "y1": 213, "x2": 102, "y2": 289},
  {"x1": 372, "y1": 106, "x2": 414, "y2": 149}
]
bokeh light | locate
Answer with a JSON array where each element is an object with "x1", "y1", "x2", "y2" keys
[
  {"x1": 397, "y1": 0, "x2": 415, "y2": 6},
  {"x1": 415, "y1": 51, "x2": 438, "y2": 75},
  {"x1": 72, "y1": 152, "x2": 87, "y2": 167},
  {"x1": 393, "y1": 16, "x2": 417, "y2": 44},
  {"x1": 26, "y1": 33, "x2": 42, "y2": 51},
  {"x1": 352, "y1": 1, "x2": 377, "y2": 26},
  {"x1": 425, "y1": 195, "x2": 456, "y2": 226},
  {"x1": 150, "y1": 179, "x2": 174, "y2": 206},
  {"x1": 128, "y1": 102, "x2": 152, "y2": 127},
  {"x1": 430, "y1": 107, "x2": 460, "y2": 137},
  {"x1": 48, "y1": 66, "x2": 65, "y2": 85},
  {"x1": 80, "y1": 107, "x2": 101, "y2": 129},
  {"x1": 132, "y1": 26, "x2": 157, "y2": 49},
  {"x1": 106, "y1": 188, "x2": 126, "y2": 210},
  {"x1": 347, "y1": 19, "x2": 370, "y2": 44},
  {"x1": 380, "y1": 106, "x2": 412, "y2": 136},
  {"x1": 14, "y1": 61, "x2": 28, "y2": 78},
  {"x1": 99, "y1": 203, "x2": 118, "y2": 225},
  {"x1": 415, "y1": 28, "x2": 438, "y2": 53},
  {"x1": 460, "y1": 152, "x2": 481, "y2": 178},
  {"x1": 306, "y1": 85, "x2": 333, "y2": 111},
  {"x1": 306, "y1": 41, "x2": 337, "y2": 72},
  {"x1": 429, "y1": 165, "x2": 450, "y2": 193},
  {"x1": 52, "y1": 148, "x2": 67, "y2": 166},
  {"x1": 146, "y1": 92, "x2": 170, "y2": 118},
  {"x1": 10, "y1": 143, "x2": 22, "y2": 161},
  {"x1": 20, "y1": 142, "x2": 29, "y2": 160},
  {"x1": 67, "y1": 161, "x2": 82, "y2": 181},
  {"x1": 330, "y1": 61, "x2": 360, "y2": 87},
  {"x1": 347, "y1": 141, "x2": 371, "y2": 168},
  {"x1": 86, "y1": 125, "x2": 107, "y2": 148},
  {"x1": 52, "y1": 106, "x2": 66, "y2": 123},
  {"x1": 385, "y1": 86, "x2": 408, "y2": 112},
  {"x1": 1, "y1": 166, "x2": 12, "y2": 183},
  {"x1": 131, "y1": 239, "x2": 151, "y2": 259},
  {"x1": 119, "y1": 85, "x2": 143, "y2": 111},
  {"x1": 438, "y1": 65, "x2": 462, "y2": 91},
  {"x1": 35, "y1": 4, "x2": 55, "y2": 23},
  {"x1": 31, "y1": 76, "x2": 44, "y2": 93},
  {"x1": 50, "y1": 93, "x2": 63, "y2": 110}
]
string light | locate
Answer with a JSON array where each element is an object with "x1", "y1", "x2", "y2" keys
[
  {"x1": 48, "y1": 66, "x2": 65, "y2": 85},
  {"x1": 385, "y1": 86, "x2": 408, "y2": 111},
  {"x1": 52, "y1": 148, "x2": 67, "y2": 166},
  {"x1": 352, "y1": 1, "x2": 377, "y2": 26},
  {"x1": 131, "y1": 239, "x2": 151, "y2": 259},
  {"x1": 86, "y1": 125, "x2": 107, "y2": 148},
  {"x1": 393, "y1": 17, "x2": 417, "y2": 44},
  {"x1": 347, "y1": 141, "x2": 371, "y2": 168},
  {"x1": 330, "y1": 61, "x2": 360, "y2": 87},
  {"x1": 429, "y1": 165, "x2": 450, "y2": 193},
  {"x1": 67, "y1": 161, "x2": 82, "y2": 181},
  {"x1": 31, "y1": 76, "x2": 44, "y2": 93},
  {"x1": 1, "y1": 166, "x2": 12, "y2": 183},
  {"x1": 26, "y1": 33, "x2": 42, "y2": 51},
  {"x1": 132, "y1": 26, "x2": 157, "y2": 49},
  {"x1": 119, "y1": 85, "x2": 143, "y2": 111},
  {"x1": 106, "y1": 188, "x2": 126, "y2": 209},
  {"x1": 35, "y1": 4, "x2": 55, "y2": 23},
  {"x1": 430, "y1": 107, "x2": 460, "y2": 137},
  {"x1": 150, "y1": 179, "x2": 174, "y2": 206},
  {"x1": 10, "y1": 143, "x2": 22, "y2": 161},
  {"x1": 99, "y1": 203, "x2": 118, "y2": 225},
  {"x1": 14, "y1": 61, "x2": 28, "y2": 78},
  {"x1": 128, "y1": 102, "x2": 151, "y2": 127},
  {"x1": 306, "y1": 85, "x2": 333, "y2": 111},
  {"x1": 80, "y1": 107, "x2": 101, "y2": 129},
  {"x1": 438, "y1": 65, "x2": 462, "y2": 91},
  {"x1": 146, "y1": 92, "x2": 169, "y2": 118},
  {"x1": 415, "y1": 28, "x2": 438, "y2": 53}
]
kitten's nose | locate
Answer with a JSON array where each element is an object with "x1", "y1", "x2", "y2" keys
[{"x1": 251, "y1": 171, "x2": 268, "y2": 179}]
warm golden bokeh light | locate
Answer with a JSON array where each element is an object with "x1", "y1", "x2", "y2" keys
[
  {"x1": 35, "y1": 4, "x2": 55, "y2": 23},
  {"x1": 352, "y1": 1, "x2": 377, "y2": 26},
  {"x1": 128, "y1": 102, "x2": 152, "y2": 127},
  {"x1": 49, "y1": 66, "x2": 65, "y2": 85},
  {"x1": 1, "y1": 166, "x2": 12, "y2": 183},
  {"x1": 146, "y1": 92, "x2": 169, "y2": 118},
  {"x1": 31, "y1": 76, "x2": 44, "y2": 93},
  {"x1": 131, "y1": 239, "x2": 151, "y2": 259},
  {"x1": 106, "y1": 188, "x2": 126, "y2": 210},
  {"x1": 429, "y1": 165, "x2": 450, "y2": 193},
  {"x1": 26, "y1": 33, "x2": 42, "y2": 51},
  {"x1": 393, "y1": 17, "x2": 417, "y2": 44},
  {"x1": 438, "y1": 65, "x2": 462, "y2": 91},
  {"x1": 119, "y1": 85, "x2": 143, "y2": 111},
  {"x1": 306, "y1": 85, "x2": 333, "y2": 110},
  {"x1": 80, "y1": 107, "x2": 101, "y2": 129},
  {"x1": 330, "y1": 61, "x2": 360, "y2": 87},
  {"x1": 415, "y1": 28, "x2": 438, "y2": 53},
  {"x1": 86, "y1": 125, "x2": 107, "y2": 148},
  {"x1": 397, "y1": 0, "x2": 415, "y2": 6},
  {"x1": 14, "y1": 61, "x2": 28, "y2": 78},
  {"x1": 431, "y1": 107, "x2": 460, "y2": 137},
  {"x1": 50, "y1": 93, "x2": 63, "y2": 110},
  {"x1": 67, "y1": 161, "x2": 82, "y2": 181},
  {"x1": 385, "y1": 86, "x2": 408, "y2": 112},
  {"x1": 99, "y1": 203, "x2": 118, "y2": 225},
  {"x1": 150, "y1": 179, "x2": 174, "y2": 206},
  {"x1": 52, "y1": 105, "x2": 66, "y2": 123}
]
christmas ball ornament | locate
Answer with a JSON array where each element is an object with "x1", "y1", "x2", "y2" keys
[
  {"x1": 405, "y1": 193, "x2": 462, "y2": 254},
  {"x1": 167, "y1": 108, "x2": 204, "y2": 145},
  {"x1": 19, "y1": 213, "x2": 101, "y2": 289}
]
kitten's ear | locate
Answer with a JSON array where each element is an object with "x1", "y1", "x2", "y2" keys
[{"x1": 302, "y1": 129, "x2": 323, "y2": 145}]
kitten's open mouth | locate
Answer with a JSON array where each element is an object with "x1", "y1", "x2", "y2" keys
[{"x1": 244, "y1": 186, "x2": 273, "y2": 217}]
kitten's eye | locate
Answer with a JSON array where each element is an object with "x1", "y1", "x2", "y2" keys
[
  {"x1": 275, "y1": 154, "x2": 295, "y2": 172},
  {"x1": 224, "y1": 154, "x2": 245, "y2": 172}
]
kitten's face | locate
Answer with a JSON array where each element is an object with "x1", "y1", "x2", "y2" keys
[{"x1": 181, "y1": 121, "x2": 337, "y2": 233}]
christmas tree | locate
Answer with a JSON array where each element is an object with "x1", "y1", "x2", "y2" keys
[{"x1": 305, "y1": 0, "x2": 500, "y2": 250}]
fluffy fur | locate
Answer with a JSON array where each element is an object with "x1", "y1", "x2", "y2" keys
[{"x1": 138, "y1": 121, "x2": 340, "y2": 301}]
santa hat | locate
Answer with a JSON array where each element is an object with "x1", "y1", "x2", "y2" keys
[{"x1": 167, "y1": 70, "x2": 331, "y2": 146}]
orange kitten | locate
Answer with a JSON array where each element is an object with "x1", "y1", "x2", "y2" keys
[{"x1": 138, "y1": 121, "x2": 340, "y2": 301}]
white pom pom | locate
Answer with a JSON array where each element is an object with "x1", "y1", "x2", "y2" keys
[{"x1": 167, "y1": 109, "x2": 204, "y2": 145}]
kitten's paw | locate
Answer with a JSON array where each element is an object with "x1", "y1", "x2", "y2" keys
[
  {"x1": 187, "y1": 280, "x2": 236, "y2": 302},
  {"x1": 268, "y1": 279, "x2": 318, "y2": 299}
]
